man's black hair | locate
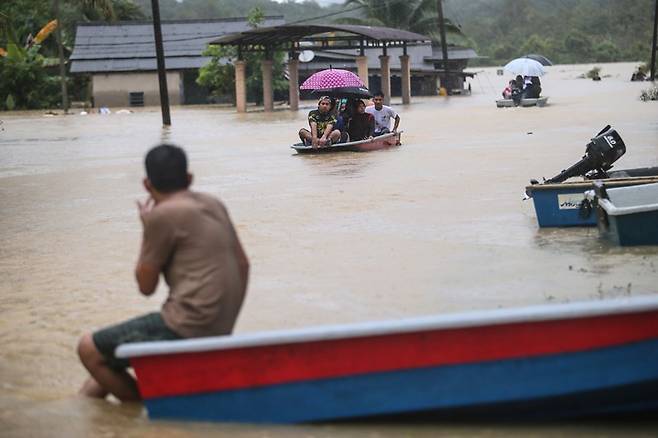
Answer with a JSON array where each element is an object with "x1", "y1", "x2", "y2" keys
[
  {"x1": 373, "y1": 91, "x2": 385, "y2": 98},
  {"x1": 144, "y1": 144, "x2": 189, "y2": 193}
]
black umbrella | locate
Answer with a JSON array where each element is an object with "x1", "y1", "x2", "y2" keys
[
  {"x1": 524, "y1": 54, "x2": 553, "y2": 66},
  {"x1": 310, "y1": 86, "x2": 372, "y2": 99}
]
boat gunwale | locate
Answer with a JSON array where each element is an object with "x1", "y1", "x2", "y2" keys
[
  {"x1": 525, "y1": 176, "x2": 658, "y2": 194},
  {"x1": 116, "y1": 295, "x2": 658, "y2": 359},
  {"x1": 291, "y1": 131, "x2": 401, "y2": 152}
]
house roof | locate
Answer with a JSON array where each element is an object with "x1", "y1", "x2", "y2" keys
[
  {"x1": 424, "y1": 46, "x2": 480, "y2": 62},
  {"x1": 296, "y1": 44, "x2": 479, "y2": 74},
  {"x1": 69, "y1": 17, "x2": 285, "y2": 73},
  {"x1": 298, "y1": 44, "x2": 437, "y2": 74},
  {"x1": 212, "y1": 24, "x2": 431, "y2": 51}
]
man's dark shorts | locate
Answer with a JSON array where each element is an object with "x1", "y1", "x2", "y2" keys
[{"x1": 92, "y1": 312, "x2": 181, "y2": 370}]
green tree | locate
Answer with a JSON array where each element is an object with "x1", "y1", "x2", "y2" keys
[
  {"x1": 0, "y1": 45, "x2": 61, "y2": 109},
  {"x1": 592, "y1": 40, "x2": 621, "y2": 63},
  {"x1": 197, "y1": 7, "x2": 287, "y2": 105},
  {"x1": 337, "y1": 0, "x2": 463, "y2": 44}
]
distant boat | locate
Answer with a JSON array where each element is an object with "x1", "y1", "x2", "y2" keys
[
  {"x1": 496, "y1": 97, "x2": 549, "y2": 107},
  {"x1": 292, "y1": 131, "x2": 402, "y2": 154},
  {"x1": 117, "y1": 295, "x2": 658, "y2": 423}
]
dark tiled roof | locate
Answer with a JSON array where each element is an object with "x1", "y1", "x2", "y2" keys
[
  {"x1": 70, "y1": 17, "x2": 285, "y2": 73},
  {"x1": 424, "y1": 46, "x2": 480, "y2": 61},
  {"x1": 298, "y1": 44, "x2": 436, "y2": 73}
]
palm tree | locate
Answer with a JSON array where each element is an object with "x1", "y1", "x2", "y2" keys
[{"x1": 337, "y1": 0, "x2": 462, "y2": 43}]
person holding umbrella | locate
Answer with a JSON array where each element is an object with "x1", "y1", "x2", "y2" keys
[{"x1": 298, "y1": 96, "x2": 342, "y2": 148}]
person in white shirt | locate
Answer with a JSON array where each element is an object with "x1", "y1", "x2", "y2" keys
[{"x1": 365, "y1": 92, "x2": 400, "y2": 136}]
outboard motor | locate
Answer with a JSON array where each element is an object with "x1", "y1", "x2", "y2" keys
[{"x1": 543, "y1": 125, "x2": 626, "y2": 184}]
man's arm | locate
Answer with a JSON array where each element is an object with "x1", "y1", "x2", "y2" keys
[
  {"x1": 135, "y1": 198, "x2": 175, "y2": 296},
  {"x1": 309, "y1": 121, "x2": 319, "y2": 146},
  {"x1": 320, "y1": 123, "x2": 334, "y2": 145},
  {"x1": 393, "y1": 114, "x2": 400, "y2": 132},
  {"x1": 234, "y1": 237, "x2": 250, "y2": 293},
  {"x1": 135, "y1": 261, "x2": 159, "y2": 296}
]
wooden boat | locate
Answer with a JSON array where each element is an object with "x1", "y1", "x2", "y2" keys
[
  {"x1": 116, "y1": 295, "x2": 658, "y2": 423},
  {"x1": 291, "y1": 131, "x2": 402, "y2": 154},
  {"x1": 525, "y1": 176, "x2": 658, "y2": 228},
  {"x1": 496, "y1": 97, "x2": 549, "y2": 107},
  {"x1": 584, "y1": 182, "x2": 658, "y2": 245}
]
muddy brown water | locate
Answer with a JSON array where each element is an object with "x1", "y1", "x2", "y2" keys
[{"x1": 1, "y1": 63, "x2": 657, "y2": 436}]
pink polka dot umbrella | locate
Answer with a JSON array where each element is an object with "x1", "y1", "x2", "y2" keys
[{"x1": 300, "y1": 68, "x2": 366, "y2": 90}]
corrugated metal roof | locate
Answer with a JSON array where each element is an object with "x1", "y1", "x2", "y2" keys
[{"x1": 70, "y1": 17, "x2": 285, "y2": 73}]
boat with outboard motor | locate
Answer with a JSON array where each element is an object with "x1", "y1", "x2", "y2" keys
[{"x1": 524, "y1": 125, "x2": 658, "y2": 227}]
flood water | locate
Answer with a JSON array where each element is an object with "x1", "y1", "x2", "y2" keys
[{"x1": 1, "y1": 63, "x2": 657, "y2": 436}]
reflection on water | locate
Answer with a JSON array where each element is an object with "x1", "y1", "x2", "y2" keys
[
  {"x1": 295, "y1": 152, "x2": 373, "y2": 178},
  {"x1": 1, "y1": 63, "x2": 657, "y2": 437}
]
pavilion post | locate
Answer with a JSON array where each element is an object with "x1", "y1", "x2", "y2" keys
[
  {"x1": 356, "y1": 40, "x2": 369, "y2": 89},
  {"x1": 288, "y1": 55, "x2": 299, "y2": 111},
  {"x1": 261, "y1": 47, "x2": 274, "y2": 112},
  {"x1": 234, "y1": 51, "x2": 247, "y2": 113},
  {"x1": 400, "y1": 43, "x2": 411, "y2": 104},
  {"x1": 379, "y1": 43, "x2": 391, "y2": 105}
]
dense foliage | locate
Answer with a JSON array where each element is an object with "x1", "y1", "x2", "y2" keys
[
  {"x1": 196, "y1": 8, "x2": 288, "y2": 104},
  {"x1": 443, "y1": 0, "x2": 655, "y2": 65},
  {"x1": 0, "y1": 46, "x2": 61, "y2": 110}
]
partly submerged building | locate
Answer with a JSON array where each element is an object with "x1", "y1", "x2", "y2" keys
[
  {"x1": 298, "y1": 44, "x2": 480, "y2": 98},
  {"x1": 69, "y1": 17, "x2": 285, "y2": 107}
]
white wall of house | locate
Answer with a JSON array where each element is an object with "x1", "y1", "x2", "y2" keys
[{"x1": 92, "y1": 71, "x2": 182, "y2": 108}]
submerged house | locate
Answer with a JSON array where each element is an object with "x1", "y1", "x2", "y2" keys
[
  {"x1": 298, "y1": 45, "x2": 479, "y2": 97},
  {"x1": 69, "y1": 16, "x2": 285, "y2": 107}
]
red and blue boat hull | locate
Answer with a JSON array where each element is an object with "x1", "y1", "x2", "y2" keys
[{"x1": 117, "y1": 296, "x2": 658, "y2": 423}]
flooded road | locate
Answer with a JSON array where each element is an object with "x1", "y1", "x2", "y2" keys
[{"x1": 1, "y1": 62, "x2": 657, "y2": 436}]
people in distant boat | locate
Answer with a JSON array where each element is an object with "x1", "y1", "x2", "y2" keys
[
  {"x1": 334, "y1": 97, "x2": 352, "y2": 143},
  {"x1": 347, "y1": 99, "x2": 375, "y2": 141},
  {"x1": 77, "y1": 144, "x2": 249, "y2": 402},
  {"x1": 299, "y1": 96, "x2": 342, "y2": 148},
  {"x1": 631, "y1": 68, "x2": 646, "y2": 81},
  {"x1": 523, "y1": 76, "x2": 542, "y2": 99},
  {"x1": 366, "y1": 91, "x2": 400, "y2": 136},
  {"x1": 502, "y1": 80, "x2": 515, "y2": 99},
  {"x1": 511, "y1": 75, "x2": 524, "y2": 105}
]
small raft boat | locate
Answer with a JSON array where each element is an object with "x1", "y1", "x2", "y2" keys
[
  {"x1": 291, "y1": 131, "x2": 402, "y2": 154},
  {"x1": 496, "y1": 97, "x2": 549, "y2": 108},
  {"x1": 116, "y1": 295, "x2": 658, "y2": 423}
]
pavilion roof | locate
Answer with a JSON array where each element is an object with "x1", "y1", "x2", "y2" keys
[{"x1": 211, "y1": 24, "x2": 431, "y2": 52}]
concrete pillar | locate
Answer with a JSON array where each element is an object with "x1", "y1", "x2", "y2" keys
[
  {"x1": 399, "y1": 54, "x2": 411, "y2": 105},
  {"x1": 356, "y1": 55, "x2": 369, "y2": 89},
  {"x1": 379, "y1": 55, "x2": 391, "y2": 105},
  {"x1": 234, "y1": 60, "x2": 247, "y2": 113},
  {"x1": 261, "y1": 59, "x2": 274, "y2": 112},
  {"x1": 287, "y1": 58, "x2": 299, "y2": 111}
]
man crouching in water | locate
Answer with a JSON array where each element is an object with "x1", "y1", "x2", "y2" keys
[
  {"x1": 77, "y1": 144, "x2": 249, "y2": 401},
  {"x1": 298, "y1": 95, "x2": 342, "y2": 148}
]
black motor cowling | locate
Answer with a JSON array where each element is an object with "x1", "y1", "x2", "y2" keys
[{"x1": 544, "y1": 126, "x2": 626, "y2": 184}]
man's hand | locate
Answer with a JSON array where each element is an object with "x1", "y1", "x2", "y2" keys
[
  {"x1": 136, "y1": 197, "x2": 154, "y2": 226},
  {"x1": 319, "y1": 136, "x2": 328, "y2": 146}
]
